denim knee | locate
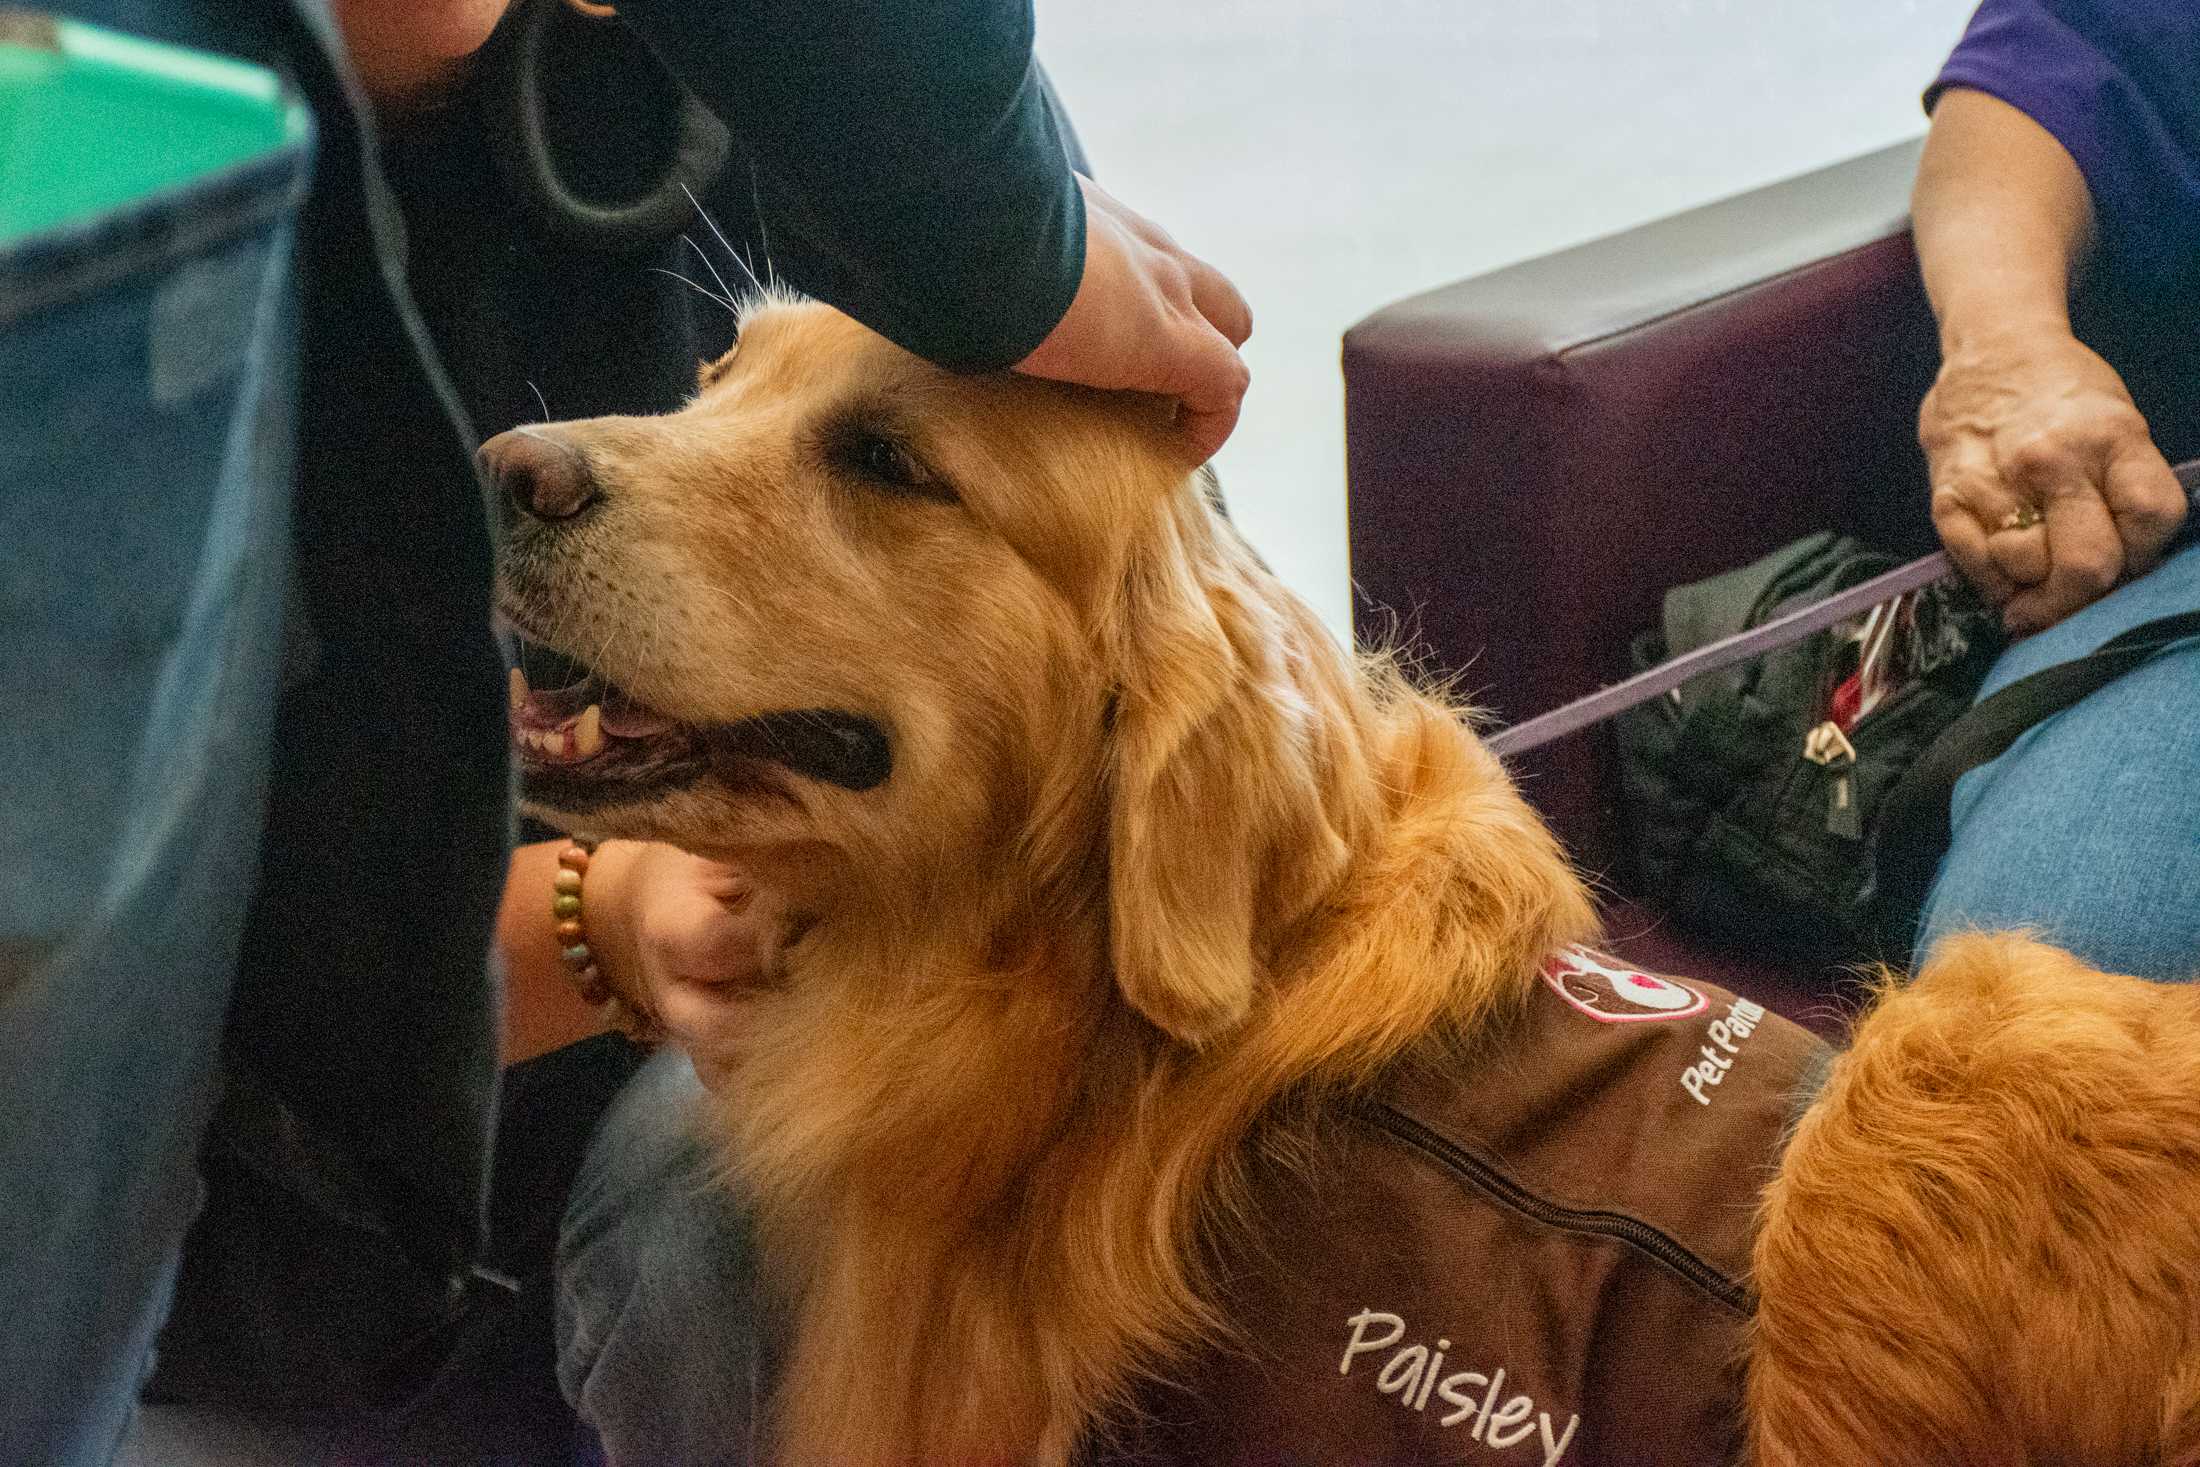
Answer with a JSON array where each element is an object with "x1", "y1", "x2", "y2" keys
[
  {"x1": 1917, "y1": 539, "x2": 2200, "y2": 981},
  {"x1": 556, "y1": 1050, "x2": 768, "y2": 1467}
]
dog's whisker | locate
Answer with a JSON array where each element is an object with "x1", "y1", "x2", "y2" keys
[
  {"x1": 681, "y1": 233, "x2": 744, "y2": 314},
  {"x1": 525, "y1": 379, "x2": 552, "y2": 424},
  {"x1": 682, "y1": 183, "x2": 766, "y2": 299},
  {"x1": 742, "y1": 242, "x2": 778, "y2": 302},
  {"x1": 727, "y1": 243, "x2": 767, "y2": 301},
  {"x1": 649, "y1": 266, "x2": 738, "y2": 315},
  {"x1": 681, "y1": 580, "x2": 759, "y2": 615},
  {"x1": 745, "y1": 162, "x2": 778, "y2": 293}
]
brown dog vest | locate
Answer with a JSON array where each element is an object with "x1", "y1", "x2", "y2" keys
[{"x1": 1101, "y1": 948, "x2": 1833, "y2": 1466}]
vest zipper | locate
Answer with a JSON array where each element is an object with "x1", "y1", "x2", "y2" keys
[{"x1": 1358, "y1": 1103, "x2": 1751, "y2": 1316}]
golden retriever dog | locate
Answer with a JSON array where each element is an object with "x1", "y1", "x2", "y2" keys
[{"x1": 487, "y1": 295, "x2": 2200, "y2": 1467}]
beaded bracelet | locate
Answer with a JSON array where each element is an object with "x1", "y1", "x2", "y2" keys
[{"x1": 553, "y1": 839, "x2": 662, "y2": 1045}]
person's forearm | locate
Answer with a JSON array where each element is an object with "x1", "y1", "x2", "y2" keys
[
  {"x1": 1912, "y1": 85, "x2": 2187, "y2": 638},
  {"x1": 1913, "y1": 87, "x2": 2094, "y2": 353},
  {"x1": 498, "y1": 837, "x2": 642, "y2": 1063},
  {"x1": 618, "y1": 0, "x2": 1083, "y2": 369}
]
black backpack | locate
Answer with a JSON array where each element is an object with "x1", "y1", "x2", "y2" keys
[{"x1": 1614, "y1": 533, "x2": 2001, "y2": 964}]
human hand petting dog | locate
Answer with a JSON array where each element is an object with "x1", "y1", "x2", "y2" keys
[
  {"x1": 1922, "y1": 325, "x2": 2186, "y2": 636},
  {"x1": 1015, "y1": 175, "x2": 1254, "y2": 465},
  {"x1": 337, "y1": 7, "x2": 1251, "y2": 462}
]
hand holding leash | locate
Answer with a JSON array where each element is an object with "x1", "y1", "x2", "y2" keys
[{"x1": 1923, "y1": 323, "x2": 2187, "y2": 635}]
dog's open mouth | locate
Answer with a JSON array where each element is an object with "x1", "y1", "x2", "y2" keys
[
  {"x1": 503, "y1": 620, "x2": 895, "y2": 810},
  {"x1": 507, "y1": 638, "x2": 712, "y2": 810}
]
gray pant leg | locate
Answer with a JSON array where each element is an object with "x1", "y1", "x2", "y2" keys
[{"x1": 556, "y1": 1051, "x2": 768, "y2": 1467}]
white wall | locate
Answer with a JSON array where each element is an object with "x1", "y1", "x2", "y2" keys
[{"x1": 1037, "y1": 0, "x2": 1982, "y2": 638}]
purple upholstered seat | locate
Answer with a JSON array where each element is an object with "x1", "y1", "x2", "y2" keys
[{"x1": 1342, "y1": 140, "x2": 2200, "y2": 1033}]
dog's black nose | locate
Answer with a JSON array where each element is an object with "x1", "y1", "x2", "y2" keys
[{"x1": 479, "y1": 427, "x2": 602, "y2": 521}]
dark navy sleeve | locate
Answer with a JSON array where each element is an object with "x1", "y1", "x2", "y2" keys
[
  {"x1": 1926, "y1": 0, "x2": 2200, "y2": 285},
  {"x1": 617, "y1": 0, "x2": 1085, "y2": 371}
]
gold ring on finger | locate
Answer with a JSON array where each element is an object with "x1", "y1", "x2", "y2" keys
[{"x1": 1997, "y1": 504, "x2": 2044, "y2": 533}]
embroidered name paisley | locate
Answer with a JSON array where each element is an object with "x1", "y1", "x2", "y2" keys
[{"x1": 1340, "y1": 1310, "x2": 1580, "y2": 1465}]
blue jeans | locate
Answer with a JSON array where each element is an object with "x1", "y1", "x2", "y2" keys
[
  {"x1": 0, "y1": 45, "x2": 311, "y2": 1467},
  {"x1": 1917, "y1": 534, "x2": 2200, "y2": 980}
]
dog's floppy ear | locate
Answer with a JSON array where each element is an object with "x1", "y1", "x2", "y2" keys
[{"x1": 1102, "y1": 488, "x2": 1365, "y2": 1047}]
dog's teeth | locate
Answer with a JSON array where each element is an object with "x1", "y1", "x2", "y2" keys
[
  {"x1": 574, "y1": 705, "x2": 604, "y2": 758},
  {"x1": 508, "y1": 667, "x2": 528, "y2": 712}
]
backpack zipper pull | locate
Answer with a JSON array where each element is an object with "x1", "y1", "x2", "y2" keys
[{"x1": 1804, "y1": 720, "x2": 1862, "y2": 840}]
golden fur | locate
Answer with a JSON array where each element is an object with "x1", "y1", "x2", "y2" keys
[
  {"x1": 502, "y1": 297, "x2": 2200, "y2": 1466},
  {"x1": 1750, "y1": 934, "x2": 2200, "y2": 1467},
  {"x1": 503, "y1": 298, "x2": 1593, "y2": 1464}
]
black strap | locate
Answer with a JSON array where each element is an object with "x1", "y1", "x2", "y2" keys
[
  {"x1": 1874, "y1": 606, "x2": 2200, "y2": 959},
  {"x1": 482, "y1": 0, "x2": 733, "y2": 255}
]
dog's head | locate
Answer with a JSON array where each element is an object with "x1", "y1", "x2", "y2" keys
[{"x1": 490, "y1": 297, "x2": 1380, "y2": 1047}]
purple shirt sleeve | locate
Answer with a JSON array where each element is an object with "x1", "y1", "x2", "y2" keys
[{"x1": 1928, "y1": 0, "x2": 2200, "y2": 285}]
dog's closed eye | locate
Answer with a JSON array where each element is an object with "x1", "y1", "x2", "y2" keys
[
  {"x1": 827, "y1": 419, "x2": 959, "y2": 506},
  {"x1": 857, "y1": 436, "x2": 921, "y2": 488}
]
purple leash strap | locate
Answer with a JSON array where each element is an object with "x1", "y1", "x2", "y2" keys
[{"x1": 1484, "y1": 459, "x2": 2200, "y2": 759}]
